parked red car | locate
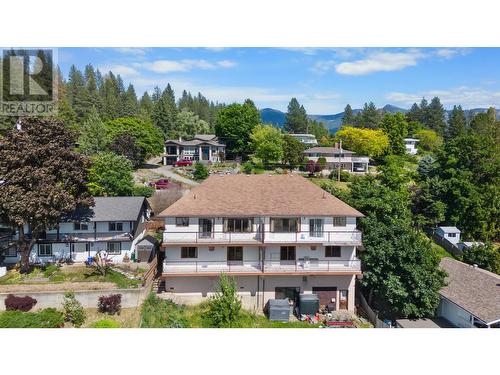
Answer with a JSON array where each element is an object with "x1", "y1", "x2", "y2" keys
[
  {"x1": 174, "y1": 159, "x2": 193, "y2": 167},
  {"x1": 150, "y1": 178, "x2": 171, "y2": 189}
]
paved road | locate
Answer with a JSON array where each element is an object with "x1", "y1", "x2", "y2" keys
[{"x1": 136, "y1": 157, "x2": 199, "y2": 187}]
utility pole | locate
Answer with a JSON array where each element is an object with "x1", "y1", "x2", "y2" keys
[{"x1": 337, "y1": 139, "x2": 342, "y2": 182}]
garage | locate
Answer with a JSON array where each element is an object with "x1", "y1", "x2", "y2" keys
[{"x1": 312, "y1": 287, "x2": 337, "y2": 309}]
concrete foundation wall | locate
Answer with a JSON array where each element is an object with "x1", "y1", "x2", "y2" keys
[
  {"x1": 0, "y1": 288, "x2": 146, "y2": 311},
  {"x1": 161, "y1": 274, "x2": 355, "y2": 312}
]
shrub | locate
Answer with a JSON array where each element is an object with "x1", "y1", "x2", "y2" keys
[
  {"x1": 5, "y1": 294, "x2": 37, "y2": 312},
  {"x1": 90, "y1": 319, "x2": 121, "y2": 328},
  {"x1": 461, "y1": 244, "x2": 500, "y2": 274},
  {"x1": 206, "y1": 274, "x2": 242, "y2": 328},
  {"x1": 98, "y1": 294, "x2": 122, "y2": 315},
  {"x1": 132, "y1": 185, "x2": 155, "y2": 198},
  {"x1": 317, "y1": 157, "x2": 327, "y2": 170},
  {"x1": 43, "y1": 264, "x2": 59, "y2": 278},
  {"x1": 140, "y1": 293, "x2": 187, "y2": 328},
  {"x1": 193, "y1": 163, "x2": 209, "y2": 180},
  {"x1": 0, "y1": 308, "x2": 64, "y2": 328},
  {"x1": 329, "y1": 169, "x2": 351, "y2": 182},
  {"x1": 242, "y1": 161, "x2": 253, "y2": 174},
  {"x1": 306, "y1": 160, "x2": 316, "y2": 175},
  {"x1": 62, "y1": 292, "x2": 86, "y2": 327}
]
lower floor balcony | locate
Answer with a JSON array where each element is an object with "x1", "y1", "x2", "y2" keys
[{"x1": 163, "y1": 258, "x2": 361, "y2": 276}]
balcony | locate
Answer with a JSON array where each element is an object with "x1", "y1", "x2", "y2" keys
[
  {"x1": 162, "y1": 230, "x2": 362, "y2": 246},
  {"x1": 162, "y1": 258, "x2": 361, "y2": 275},
  {"x1": 38, "y1": 232, "x2": 133, "y2": 242}
]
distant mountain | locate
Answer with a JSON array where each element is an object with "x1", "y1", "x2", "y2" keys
[{"x1": 260, "y1": 105, "x2": 498, "y2": 133}]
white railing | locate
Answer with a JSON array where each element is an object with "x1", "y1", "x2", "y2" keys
[{"x1": 163, "y1": 230, "x2": 361, "y2": 245}]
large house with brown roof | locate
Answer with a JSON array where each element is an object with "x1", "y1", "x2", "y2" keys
[
  {"x1": 158, "y1": 174, "x2": 363, "y2": 312},
  {"x1": 162, "y1": 134, "x2": 225, "y2": 165},
  {"x1": 437, "y1": 258, "x2": 500, "y2": 328}
]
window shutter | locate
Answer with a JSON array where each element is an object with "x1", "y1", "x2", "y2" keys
[
  {"x1": 270, "y1": 218, "x2": 274, "y2": 232},
  {"x1": 223, "y1": 218, "x2": 228, "y2": 232}
]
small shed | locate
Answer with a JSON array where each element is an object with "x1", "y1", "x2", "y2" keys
[
  {"x1": 435, "y1": 226, "x2": 461, "y2": 245},
  {"x1": 135, "y1": 235, "x2": 159, "y2": 263}
]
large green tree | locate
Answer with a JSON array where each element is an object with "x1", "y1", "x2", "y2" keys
[
  {"x1": 250, "y1": 124, "x2": 284, "y2": 164},
  {"x1": 282, "y1": 134, "x2": 305, "y2": 169},
  {"x1": 427, "y1": 97, "x2": 447, "y2": 136},
  {"x1": 172, "y1": 109, "x2": 211, "y2": 140},
  {"x1": 284, "y1": 98, "x2": 308, "y2": 133},
  {"x1": 342, "y1": 104, "x2": 355, "y2": 126},
  {"x1": 78, "y1": 107, "x2": 108, "y2": 155},
  {"x1": 87, "y1": 152, "x2": 134, "y2": 196},
  {"x1": 215, "y1": 100, "x2": 260, "y2": 159},
  {"x1": 446, "y1": 105, "x2": 467, "y2": 140},
  {"x1": 335, "y1": 126, "x2": 389, "y2": 158},
  {"x1": 358, "y1": 102, "x2": 382, "y2": 129},
  {"x1": 0, "y1": 118, "x2": 93, "y2": 272},
  {"x1": 152, "y1": 84, "x2": 177, "y2": 138},
  {"x1": 380, "y1": 113, "x2": 408, "y2": 155}
]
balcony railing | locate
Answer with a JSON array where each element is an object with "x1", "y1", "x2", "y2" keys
[
  {"x1": 38, "y1": 232, "x2": 133, "y2": 242},
  {"x1": 163, "y1": 230, "x2": 361, "y2": 245},
  {"x1": 163, "y1": 258, "x2": 361, "y2": 274}
]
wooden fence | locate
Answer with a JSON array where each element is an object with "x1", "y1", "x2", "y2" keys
[
  {"x1": 142, "y1": 255, "x2": 159, "y2": 288},
  {"x1": 356, "y1": 287, "x2": 387, "y2": 328}
]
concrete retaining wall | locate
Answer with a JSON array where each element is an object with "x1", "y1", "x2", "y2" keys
[{"x1": 0, "y1": 288, "x2": 148, "y2": 311}]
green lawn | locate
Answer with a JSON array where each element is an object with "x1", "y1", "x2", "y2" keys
[
  {"x1": 430, "y1": 242, "x2": 454, "y2": 260},
  {"x1": 0, "y1": 265, "x2": 141, "y2": 289}
]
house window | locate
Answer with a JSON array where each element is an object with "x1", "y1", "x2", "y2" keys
[
  {"x1": 224, "y1": 218, "x2": 253, "y2": 233},
  {"x1": 309, "y1": 218, "x2": 324, "y2": 237},
  {"x1": 109, "y1": 222, "x2": 123, "y2": 232},
  {"x1": 175, "y1": 217, "x2": 189, "y2": 227},
  {"x1": 227, "y1": 246, "x2": 243, "y2": 261},
  {"x1": 198, "y1": 218, "x2": 214, "y2": 238},
  {"x1": 74, "y1": 222, "x2": 89, "y2": 231},
  {"x1": 325, "y1": 246, "x2": 341, "y2": 257},
  {"x1": 332, "y1": 217, "x2": 347, "y2": 227},
  {"x1": 4, "y1": 247, "x2": 17, "y2": 257},
  {"x1": 107, "y1": 242, "x2": 121, "y2": 254},
  {"x1": 181, "y1": 247, "x2": 197, "y2": 258},
  {"x1": 38, "y1": 243, "x2": 52, "y2": 256},
  {"x1": 280, "y1": 246, "x2": 296, "y2": 261},
  {"x1": 271, "y1": 218, "x2": 299, "y2": 233},
  {"x1": 448, "y1": 233, "x2": 456, "y2": 238}
]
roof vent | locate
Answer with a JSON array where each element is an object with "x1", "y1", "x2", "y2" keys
[{"x1": 473, "y1": 264, "x2": 478, "y2": 269}]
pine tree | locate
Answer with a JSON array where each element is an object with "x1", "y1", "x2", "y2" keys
[
  {"x1": 359, "y1": 102, "x2": 381, "y2": 129},
  {"x1": 100, "y1": 72, "x2": 120, "y2": 120},
  {"x1": 447, "y1": 105, "x2": 467, "y2": 140},
  {"x1": 427, "y1": 97, "x2": 447, "y2": 136},
  {"x1": 406, "y1": 103, "x2": 421, "y2": 123},
  {"x1": 66, "y1": 65, "x2": 90, "y2": 122},
  {"x1": 139, "y1": 91, "x2": 154, "y2": 121},
  {"x1": 122, "y1": 84, "x2": 138, "y2": 117},
  {"x1": 342, "y1": 104, "x2": 355, "y2": 126},
  {"x1": 84, "y1": 64, "x2": 102, "y2": 114},
  {"x1": 284, "y1": 98, "x2": 308, "y2": 133},
  {"x1": 419, "y1": 98, "x2": 429, "y2": 125},
  {"x1": 152, "y1": 84, "x2": 177, "y2": 138},
  {"x1": 78, "y1": 107, "x2": 108, "y2": 155}
]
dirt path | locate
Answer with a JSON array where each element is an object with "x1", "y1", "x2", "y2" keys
[{"x1": 134, "y1": 157, "x2": 199, "y2": 187}]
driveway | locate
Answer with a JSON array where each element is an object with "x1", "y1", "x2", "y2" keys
[{"x1": 134, "y1": 157, "x2": 199, "y2": 187}]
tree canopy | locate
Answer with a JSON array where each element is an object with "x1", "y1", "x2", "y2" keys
[
  {"x1": 250, "y1": 124, "x2": 284, "y2": 164},
  {"x1": 87, "y1": 152, "x2": 134, "y2": 196},
  {"x1": 284, "y1": 98, "x2": 308, "y2": 133},
  {"x1": 335, "y1": 126, "x2": 389, "y2": 158}
]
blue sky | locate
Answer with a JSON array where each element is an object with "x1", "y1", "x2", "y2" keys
[{"x1": 58, "y1": 47, "x2": 500, "y2": 114}]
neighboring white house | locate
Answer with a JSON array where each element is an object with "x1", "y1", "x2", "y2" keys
[
  {"x1": 303, "y1": 146, "x2": 369, "y2": 173},
  {"x1": 162, "y1": 134, "x2": 226, "y2": 165},
  {"x1": 404, "y1": 138, "x2": 419, "y2": 155},
  {"x1": 158, "y1": 174, "x2": 364, "y2": 312},
  {"x1": 437, "y1": 258, "x2": 500, "y2": 328},
  {"x1": 289, "y1": 133, "x2": 318, "y2": 146},
  {"x1": 457, "y1": 241, "x2": 485, "y2": 251},
  {"x1": 1, "y1": 197, "x2": 150, "y2": 265},
  {"x1": 435, "y1": 226, "x2": 461, "y2": 245}
]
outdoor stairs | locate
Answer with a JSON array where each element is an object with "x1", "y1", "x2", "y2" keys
[{"x1": 152, "y1": 278, "x2": 165, "y2": 294}]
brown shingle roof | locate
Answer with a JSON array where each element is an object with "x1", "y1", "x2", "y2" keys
[
  {"x1": 159, "y1": 174, "x2": 364, "y2": 218},
  {"x1": 439, "y1": 258, "x2": 500, "y2": 325}
]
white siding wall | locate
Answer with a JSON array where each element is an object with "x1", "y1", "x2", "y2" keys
[{"x1": 437, "y1": 298, "x2": 474, "y2": 328}]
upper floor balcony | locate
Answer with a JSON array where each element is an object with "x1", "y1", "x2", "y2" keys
[
  {"x1": 162, "y1": 230, "x2": 362, "y2": 246},
  {"x1": 38, "y1": 232, "x2": 133, "y2": 243}
]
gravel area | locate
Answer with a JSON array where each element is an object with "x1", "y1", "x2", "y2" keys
[{"x1": 0, "y1": 281, "x2": 116, "y2": 293}]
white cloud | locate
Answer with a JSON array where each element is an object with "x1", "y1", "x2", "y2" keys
[
  {"x1": 205, "y1": 47, "x2": 229, "y2": 52},
  {"x1": 387, "y1": 86, "x2": 500, "y2": 108},
  {"x1": 335, "y1": 50, "x2": 425, "y2": 75},
  {"x1": 311, "y1": 60, "x2": 337, "y2": 74},
  {"x1": 114, "y1": 47, "x2": 148, "y2": 56},
  {"x1": 98, "y1": 64, "x2": 139, "y2": 77},
  {"x1": 140, "y1": 59, "x2": 236, "y2": 73},
  {"x1": 434, "y1": 48, "x2": 470, "y2": 59}
]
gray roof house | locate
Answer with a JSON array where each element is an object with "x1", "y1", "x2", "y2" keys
[{"x1": 437, "y1": 258, "x2": 500, "y2": 328}]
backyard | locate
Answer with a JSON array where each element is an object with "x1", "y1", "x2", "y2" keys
[{"x1": 0, "y1": 264, "x2": 143, "y2": 291}]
